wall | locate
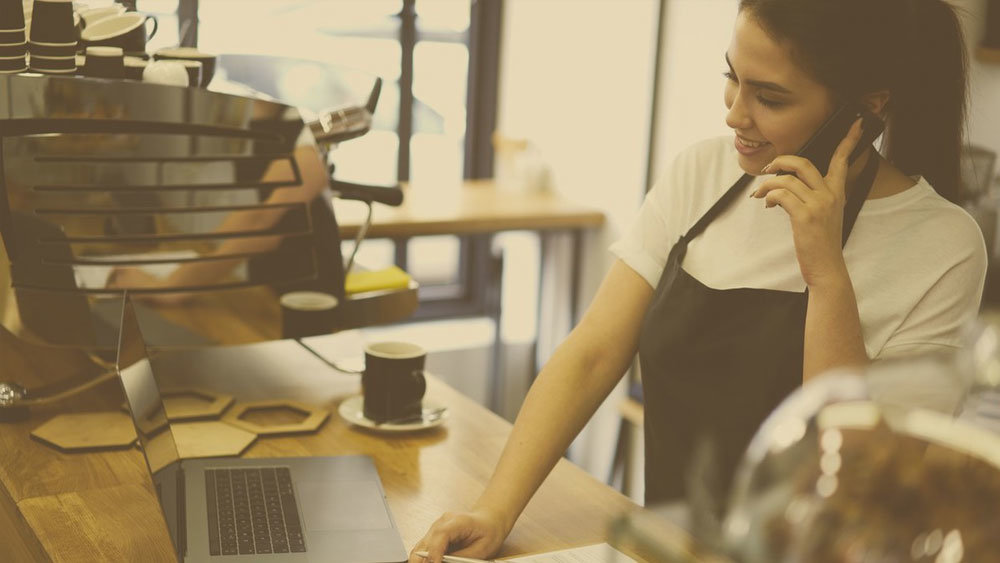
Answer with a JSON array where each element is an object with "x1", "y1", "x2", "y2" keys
[
  {"x1": 960, "y1": 0, "x2": 1000, "y2": 163},
  {"x1": 649, "y1": 0, "x2": 738, "y2": 181},
  {"x1": 496, "y1": 0, "x2": 660, "y2": 477},
  {"x1": 650, "y1": 0, "x2": 1000, "y2": 184}
]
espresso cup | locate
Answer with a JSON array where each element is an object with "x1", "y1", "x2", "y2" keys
[
  {"x1": 153, "y1": 46, "x2": 216, "y2": 87},
  {"x1": 122, "y1": 54, "x2": 145, "y2": 80},
  {"x1": 28, "y1": 40, "x2": 74, "y2": 57},
  {"x1": 0, "y1": 42, "x2": 26, "y2": 58},
  {"x1": 83, "y1": 45, "x2": 123, "y2": 78},
  {"x1": 28, "y1": 53, "x2": 75, "y2": 72},
  {"x1": 0, "y1": 27, "x2": 26, "y2": 44},
  {"x1": 362, "y1": 341, "x2": 427, "y2": 424},
  {"x1": 141, "y1": 59, "x2": 187, "y2": 86},
  {"x1": 77, "y1": 5, "x2": 125, "y2": 30},
  {"x1": 279, "y1": 291, "x2": 339, "y2": 339},
  {"x1": 80, "y1": 12, "x2": 156, "y2": 53},
  {"x1": 2, "y1": 0, "x2": 26, "y2": 30},
  {"x1": 176, "y1": 58, "x2": 201, "y2": 88},
  {"x1": 28, "y1": 0, "x2": 75, "y2": 45},
  {"x1": 0, "y1": 54, "x2": 27, "y2": 72}
]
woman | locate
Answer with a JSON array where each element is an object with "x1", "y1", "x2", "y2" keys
[{"x1": 411, "y1": 0, "x2": 987, "y2": 561}]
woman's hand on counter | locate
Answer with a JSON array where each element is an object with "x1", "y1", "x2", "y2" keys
[{"x1": 408, "y1": 507, "x2": 510, "y2": 563}]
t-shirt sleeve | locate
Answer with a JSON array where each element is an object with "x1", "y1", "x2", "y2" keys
[
  {"x1": 609, "y1": 188, "x2": 674, "y2": 288},
  {"x1": 875, "y1": 218, "x2": 989, "y2": 360},
  {"x1": 610, "y1": 146, "x2": 702, "y2": 289}
]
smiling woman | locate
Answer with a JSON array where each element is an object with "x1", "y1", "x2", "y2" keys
[{"x1": 408, "y1": 1, "x2": 990, "y2": 561}]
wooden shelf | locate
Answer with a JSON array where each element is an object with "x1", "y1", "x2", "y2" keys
[{"x1": 977, "y1": 46, "x2": 1000, "y2": 64}]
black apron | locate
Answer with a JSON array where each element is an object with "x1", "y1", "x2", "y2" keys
[{"x1": 637, "y1": 151, "x2": 879, "y2": 506}]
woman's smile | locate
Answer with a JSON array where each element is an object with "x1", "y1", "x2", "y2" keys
[{"x1": 734, "y1": 134, "x2": 771, "y2": 156}]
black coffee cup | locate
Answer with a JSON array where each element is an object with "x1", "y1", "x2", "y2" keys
[
  {"x1": 0, "y1": 55, "x2": 27, "y2": 72},
  {"x1": 83, "y1": 45, "x2": 123, "y2": 78},
  {"x1": 28, "y1": 53, "x2": 75, "y2": 72},
  {"x1": 122, "y1": 55, "x2": 145, "y2": 80},
  {"x1": 28, "y1": 40, "x2": 74, "y2": 57},
  {"x1": 176, "y1": 58, "x2": 201, "y2": 88},
  {"x1": 80, "y1": 12, "x2": 156, "y2": 53},
  {"x1": 0, "y1": 27, "x2": 26, "y2": 44},
  {"x1": 153, "y1": 46, "x2": 216, "y2": 87},
  {"x1": 361, "y1": 341, "x2": 427, "y2": 424},
  {"x1": 1, "y1": 0, "x2": 26, "y2": 31},
  {"x1": 280, "y1": 291, "x2": 339, "y2": 339},
  {"x1": 28, "y1": 0, "x2": 75, "y2": 45},
  {"x1": 0, "y1": 42, "x2": 26, "y2": 57}
]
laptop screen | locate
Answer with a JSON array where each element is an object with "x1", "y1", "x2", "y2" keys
[
  {"x1": 115, "y1": 292, "x2": 184, "y2": 558},
  {"x1": 117, "y1": 292, "x2": 182, "y2": 475}
]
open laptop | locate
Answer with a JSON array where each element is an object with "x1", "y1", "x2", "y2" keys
[{"x1": 115, "y1": 293, "x2": 408, "y2": 562}]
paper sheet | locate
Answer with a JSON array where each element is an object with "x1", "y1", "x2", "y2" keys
[{"x1": 507, "y1": 543, "x2": 636, "y2": 563}]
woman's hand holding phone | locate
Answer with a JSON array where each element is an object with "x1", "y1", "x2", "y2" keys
[{"x1": 749, "y1": 116, "x2": 866, "y2": 288}]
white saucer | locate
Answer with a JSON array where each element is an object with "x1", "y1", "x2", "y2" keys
[{"x1": 338, "y1": 395, "x2": 448, "y2": 432}]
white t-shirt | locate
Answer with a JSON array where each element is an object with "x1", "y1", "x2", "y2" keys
[{"x1": 611, "y1": 136, "x2": 988, "y2": 360}]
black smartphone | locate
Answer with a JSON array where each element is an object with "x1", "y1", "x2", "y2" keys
[{"x1": 777, "y1": 102, "x2": 885, "y2": 177}]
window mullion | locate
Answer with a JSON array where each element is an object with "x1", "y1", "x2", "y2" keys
[{"x1": 398, "y1": 0, "x2": 417, "y2": 183}]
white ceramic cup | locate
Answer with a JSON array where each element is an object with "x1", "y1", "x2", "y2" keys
[
  {"x1": 78, "y1": 5, "x2": 126, "y2": 29},
  {"x1": 141, "y1": 59, "x2": 188, "y2": 86}
]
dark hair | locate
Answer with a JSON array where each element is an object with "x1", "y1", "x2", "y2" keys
[{"x1": 739, "y1": 0, "x2": 969, "y2": 203}]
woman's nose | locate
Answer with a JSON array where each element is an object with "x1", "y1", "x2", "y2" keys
[{"x1": 725, "y1": 93, "x2": 752, "y2": 131}]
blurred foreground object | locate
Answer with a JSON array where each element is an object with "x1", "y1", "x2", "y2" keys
[{"x1": 721, "y1": 374, "x2": 1000, "y2": 563}]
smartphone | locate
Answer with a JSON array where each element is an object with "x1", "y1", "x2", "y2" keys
[{"x1": 777, "y1": 102, "x2": 885, "y2": 177}]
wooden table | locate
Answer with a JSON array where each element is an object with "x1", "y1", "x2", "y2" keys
[
  {"x1": 334, "y1": 180, "x2": 606, "y2": 240},
  {"x1": 0, "y1": 319, "x2": 701, "y2": 562}
]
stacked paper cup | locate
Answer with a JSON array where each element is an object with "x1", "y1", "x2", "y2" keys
[
  {"x1": 0, "y1": 0, "x2": 29, "y2": 74},
  {"x1": 27, "y1": 0, "x2": 76, "y2": 74}
]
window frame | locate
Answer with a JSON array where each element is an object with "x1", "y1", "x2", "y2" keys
[{"x1": 166, "y1": 0, "x2": 503, "y2": 320}]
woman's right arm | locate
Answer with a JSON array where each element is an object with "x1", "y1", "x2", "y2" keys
[{"x1": 410, "y1": 259, "x2": 654, "y2": 563}]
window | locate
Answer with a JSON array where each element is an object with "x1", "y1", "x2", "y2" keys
[{"x1": 141, "y1": 0, "x2": 502, "y2": 318}]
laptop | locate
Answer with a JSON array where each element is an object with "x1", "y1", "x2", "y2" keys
[{"x1": 115, "y1": 293, "x2": 408, "y2": 562}]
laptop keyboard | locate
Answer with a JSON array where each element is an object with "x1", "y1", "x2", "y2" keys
[{"x1": 205, "y1": 467, "x2": 306, "y2": 556}]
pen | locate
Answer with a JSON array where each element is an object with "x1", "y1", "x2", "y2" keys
[{"x1": 413, "y1": 550, "x2": 495, "y2": 563}]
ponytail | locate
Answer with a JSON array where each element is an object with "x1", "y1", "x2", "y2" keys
[
  {"x1": 882, "y1": 0, "x2": 968, "y2": 203},
  {"x1": 740, "y1": 0, "x2": 970, "y2": 203}
]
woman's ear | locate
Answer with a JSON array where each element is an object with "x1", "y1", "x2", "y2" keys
[{"x1": 861, "y1": 90, "x2": 891, "y2": 118}]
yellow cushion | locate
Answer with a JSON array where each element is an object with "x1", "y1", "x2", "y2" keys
[{"x1": 345, "y1": 266, "x2": 411, "y2": 295}]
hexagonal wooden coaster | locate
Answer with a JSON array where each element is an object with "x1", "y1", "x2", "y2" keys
[
  {"x1": 161, "y1": 387, "x2": 234, "y2": 421},
  {"x1": 222, "y1": 400, "x2": 329, "y2": 436},
  {"x1": 31, "y1": 412, "x2": 136, "y2": 452},
  {"x1": 121, "y1": 387, "x2": 234, "y2": 422},
  {"x1": 170, "y1": 421, "x2": 257, "y2": 459}
]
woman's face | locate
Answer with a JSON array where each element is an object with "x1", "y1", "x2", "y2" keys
[{"x1": 724, "y1": 11, "x2": 837, "y2": 175}]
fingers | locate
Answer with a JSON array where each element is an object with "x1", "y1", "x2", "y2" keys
[
  {"x1": 761, "y1": 155, "x2": 825, "y2": 192},
  {"x1": 826, "y1": 116, "x2": 864, "y2": 189},
  {"x1": 409, "y1": 513, "x2": 476, "y2": 563},
  {"x1": 761, "y1": 188, "x2": 806, "y2": 215},
  {"x1": 751, "y1": 175, "x2": 816, "y2": 206}
]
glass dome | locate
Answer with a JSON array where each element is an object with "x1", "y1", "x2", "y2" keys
[{"x1": 721, "y1": 372, "x2": 1000, "y2": 563}]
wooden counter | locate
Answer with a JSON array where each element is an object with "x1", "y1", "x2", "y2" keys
[{"x1": 0, "y1": 325, "x2": 696, "y2": 561}]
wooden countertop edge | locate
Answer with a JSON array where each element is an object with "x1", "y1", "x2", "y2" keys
[{"x1": 1, "y1": 478, "x2": 51, "y2": 562}]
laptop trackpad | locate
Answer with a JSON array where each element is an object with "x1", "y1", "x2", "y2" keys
[{"x1": 297, "y1": 480, "x2": 392, "y2": 531}]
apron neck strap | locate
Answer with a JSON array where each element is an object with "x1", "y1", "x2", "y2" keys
[{"x1": 680, "y1": 148, "x2": 881, "y2": 248}]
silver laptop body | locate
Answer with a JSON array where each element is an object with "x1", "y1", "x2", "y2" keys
[{"x1": 115, "y1": 294, "x2": 407, "y2": 562}]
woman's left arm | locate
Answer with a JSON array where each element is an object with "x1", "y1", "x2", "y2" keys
[
  {"x1": 751, "y1": 117, "x2": 871, "y2": 379},
  {"x1": 802, "y1": 264, "x2": 869, "y2": 379}
]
